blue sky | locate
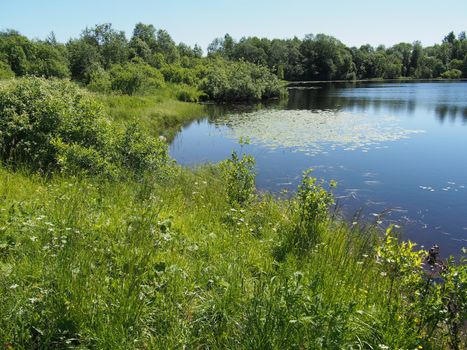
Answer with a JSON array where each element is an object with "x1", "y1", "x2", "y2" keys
[{"x1": 1, "y1": 0, "x2": 466, "y2": 51}]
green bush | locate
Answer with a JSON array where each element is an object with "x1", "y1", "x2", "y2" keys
[
  {"x1": 273, "y1": 170, "x2": 336, "y2": 261},
  {"x1": 440, "y1": 69, "x2": 462, "y2": 79},
  {"x1": 86, "y1": 66, "x2": 111, "y2": 93},
  {"x1": 160, "y1": 64, "x2": 199, "y2": 85},
  {"x1": 0, "y1": 77, "x2": 168, "y2": 177},
  {"x1": 221, "y1": 147, "x2": 256, "y2": 206},
  {"x1": 200, "y1": 60, "x2": 285, "y2": 101},
  {"x1": 109, "y1": 60, "x2": 165, "y2": 95},
  {"x1": 0, "y1": 60, "x2": 15, "y2": 79}
]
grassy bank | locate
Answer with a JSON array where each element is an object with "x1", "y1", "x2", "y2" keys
[
  {"x1": 0, "y1": 78, "x2": 465, "y2": 349},
  {"x1": 0, "y1": 164, "x2": 465, "y2": 349},
  {"x1": 94, "y1": 84, "x2": 208, "y2": 140}
]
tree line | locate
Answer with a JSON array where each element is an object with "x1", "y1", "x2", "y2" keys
[
  {"x1": 0, "y1": 24, "x2": 466, "y2": 101},
  {"x1": 208, "y1": 31, "x2": 467, "y2": 81}
]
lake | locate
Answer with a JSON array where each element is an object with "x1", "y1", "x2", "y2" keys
[{"x1": 170, "y1": 81, "x2": 467, "y2": 256}]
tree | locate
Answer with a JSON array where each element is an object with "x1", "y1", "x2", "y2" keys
[
  {"x1": 81, "y1": 23, "x2": 128, "y2": 69},
  {"x1": 409, "y1": 41, "x2": 423, "y2": 74},
  {"x1": 300, "y1": 34, "x2": 354, "y2": 80},
  {"x1": 462, "y1": 55, "x2": 467, "y2": 78},
  {"x1": 155, "y1": 29, "x2": 179, "y2": 64},
  {"x1": 131, "y1": 23, "x2": 157, "y2": 50},
  {"x1": 67, "y1": 39, "x2": 101, "y2": 82}
]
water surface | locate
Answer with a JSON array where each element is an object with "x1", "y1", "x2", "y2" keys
[{"x1": 170, "y1": 81, "x2": 467, "y2": 255}]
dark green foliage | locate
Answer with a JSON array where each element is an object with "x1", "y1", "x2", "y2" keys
[
  {"x1": 0, "y1": 30, "x2": 70, "y2": 78},
  {"x1": 200, "y1": 60, "x2": 284, "y2": 101},
  {"x1": 160, "y1": 64, "x2": 200, "y2": 85},
  {"x1": 0, "y1": 77, "x2": 168, "y2": 177},
  {"x1": 300, "y1": 34, "x2": 356, "y2": 80},
  {"x1": 67, "y1": 39, "x2": 101, "y2": 82},
  {"x1": 208, "y1": 31, "x2": 467, "y2": 81},
  {"x1": 108, "y1": 60, "x2": 165, "y2": 95},
  {"x1": 81, "y1": 23, "x2": 129, "y2": 69},
  {"x1": 2, "y1": 25, "x2": 467, "y2": 88}
]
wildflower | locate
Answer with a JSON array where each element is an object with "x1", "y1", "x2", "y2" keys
[
  {"x1": 30, "y1": 236, "x2": 38, "y2": 242},
  {"x1": 10, "y1": 284, "x2": 19, "y2": 289}
]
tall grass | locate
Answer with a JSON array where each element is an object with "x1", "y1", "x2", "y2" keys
[
  {"x1": 0, "y1": 164, "x2": 464, "y2": 349},
  {"x1": 95, "y1": 84, "x2": 208, "y2": 139},
  {"x1": 0, "y1": 78, "x2": 464, "y2": 349}
]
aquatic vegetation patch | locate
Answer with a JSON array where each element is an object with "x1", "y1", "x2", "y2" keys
[{"x1": 217, "y1": 109, "x2": 425, "y2": 156}]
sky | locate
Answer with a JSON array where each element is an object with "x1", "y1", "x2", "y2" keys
[{"x1": 1, "y1": 0, "x2": 466, "y2": 51}]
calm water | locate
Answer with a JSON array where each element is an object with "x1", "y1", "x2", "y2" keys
[{"x1": 170, "y1": 81, "x2": 467, "y2": 255}]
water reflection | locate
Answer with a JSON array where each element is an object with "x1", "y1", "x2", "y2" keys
[
  {"x1": 287, "y1": 81, "x2": 467, "y2": 123},
  {"x1": 171, "y1": 81, "x2": 467, "y2": 256}
]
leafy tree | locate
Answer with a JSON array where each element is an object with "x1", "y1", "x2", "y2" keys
[
  {"x1": 409, "y1": 41, "x2": 423, "y2": 74},
  {"x1": 131, "y1": 23, "x2": 157, "y2": 50},
  {"x1": 300, "y1": 34, "x2": 355, "y2": 80},
  {"x1": 155, "y1": 29, "x2": 179, "y2": 64},
  {"x1": 81, "y1": 23, "x2": 128, "y2": 69},
  {"x1": 67, "y1": 39, "x2": 101, "y2": 82},
  {"x1": 108, "y1": 60, "x2": 165, "y2": 95},
  {"x1": 28, "y1": 42, "x2": 70, "y2": 78},
  {"x1": 0, "y1": 30, "x2": 34, "y2": 75}
]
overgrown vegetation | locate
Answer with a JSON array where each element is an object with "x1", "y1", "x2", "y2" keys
[
  {"x1": 209, "y1": 31, "x2": 467, "y2": 81},
  {"x1": 0, "y1": 72, "x2": 466, "y2": 350},
  {"x1": 0, "y1": 24, "x2": 284, "y2": 102},
  {"x1": 2, "y1": 24, "x2": 465, "y2": 109},
  {"x1": 0, "y1": 77, "x2": 168, "y2": 178}
]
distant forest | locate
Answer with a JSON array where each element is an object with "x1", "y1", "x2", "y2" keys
[
  {"x1": 208, "y1": 31, "x2": 467, "y2": 81},
  {"x1": 1, "y1": 23, "x2": 466, "y2": 93}
]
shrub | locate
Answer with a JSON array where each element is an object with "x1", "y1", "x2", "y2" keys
[
  {"x1": 274, "y1": 170, "x2": 336, "y2": 259},
  {"x1": 440, "y1": 69, "x2": 462, "y2": 79},
  {"x1": 0, "y1": 60, "x2": 15, "y2": 79},
  {"x1": 221, "y1": 145, "x2": 256, "y2": 206},
  {"x1": 86, "y1": 66, "x2": 111, "y2": 93},
  {"x1": 0, "y1": 77, "x2": 168, "y2": 177},
  {"x1": 109, "y1": 61, "x2": 165, "y2": 95},
  {"x1": 200, "y1": 60, "x2": 284, "y2": 102},
  {"x1": 115, "y1": 122, "x2": 169, "y2": 176},
  {"x1": 160, "y1": 64, "x2": 199, "y2": 85}
]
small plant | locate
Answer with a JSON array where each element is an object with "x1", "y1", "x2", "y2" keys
[
  {"x1": 221, "y1": 139, "x2": 256, "y2": 207},
  {"x1": 274, "y1": 170, "x2": 335, "y2": 259}
]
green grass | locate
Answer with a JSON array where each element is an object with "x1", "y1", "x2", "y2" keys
[
  {"x1": 0, "y1": 164, "x2": 464, "y2": 349},
  {"x1": 95, "y1": 84, "x2": 208, "y2": 139},
  {"x1": 0, "y1": 78, "x2": 465, "y2": 349}
]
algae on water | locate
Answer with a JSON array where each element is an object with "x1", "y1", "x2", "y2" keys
[{"x1": 216, "y1": 109, "x2": 425, "y2": 156}]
